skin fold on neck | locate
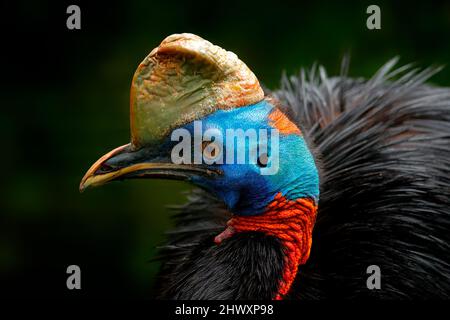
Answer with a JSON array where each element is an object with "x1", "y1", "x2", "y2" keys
[{"x1": 214, "y1": 192, "x2": 318, "y2": 299}]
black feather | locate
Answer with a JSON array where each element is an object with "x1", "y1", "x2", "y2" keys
[{"x1": 154, "y1": 59, "x2": 450, "y2": 299}]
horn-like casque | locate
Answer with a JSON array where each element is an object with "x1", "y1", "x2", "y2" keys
[{"x1": 129, "y1": 33, "x2": 264, "y2": 148}]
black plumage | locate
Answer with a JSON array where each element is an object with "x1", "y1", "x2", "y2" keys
[{"x1": 154, "y1": 58, "x2": 450, "y2": 299}]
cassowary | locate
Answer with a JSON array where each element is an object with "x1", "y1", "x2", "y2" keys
[{"x1": 80, "y1": 33, "x2": 450, "y2": 299}]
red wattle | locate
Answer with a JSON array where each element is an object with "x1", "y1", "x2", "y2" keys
[{"x1": 215, "y1": 192, "x2": 318, "y2": 300}]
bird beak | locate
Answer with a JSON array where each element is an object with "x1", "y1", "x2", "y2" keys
[{"x1": 79, "y1": 143, "x2": 220, "y2": 192}]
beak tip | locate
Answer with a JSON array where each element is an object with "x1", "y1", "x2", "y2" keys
[
  {"x1": 79, "y1": 180, "x2": 87, "y2": 193},
  {"x1": 79, "y1": 144, "x2": 130, "y2": 194},
  {"x1": 79, "y1": 174, "x2": 91, "y2": 193}
]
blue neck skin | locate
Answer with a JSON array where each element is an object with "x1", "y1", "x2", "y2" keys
[{"x1": 173, "y1": 100, "x2": 320, "y2": 216}]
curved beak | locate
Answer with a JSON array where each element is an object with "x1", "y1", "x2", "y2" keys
[{"x1": 79, "y1": 143, "x2": 220, "y2": 192}]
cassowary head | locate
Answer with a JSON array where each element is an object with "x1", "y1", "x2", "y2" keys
[{"x1": 80, "y1": 33, "x2": 319, "y2": 299}]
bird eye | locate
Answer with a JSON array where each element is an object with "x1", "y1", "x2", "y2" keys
[
  {"x1": 257, "y1": 153, "x2": 269, "y2": 167},
  {"x1": 202, "y1": 141, "x2": 221, "y2": 162}
]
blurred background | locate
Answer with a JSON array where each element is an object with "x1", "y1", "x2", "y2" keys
[{"x1": 1, "y1": 0, "x2": 449, "y2": 298}]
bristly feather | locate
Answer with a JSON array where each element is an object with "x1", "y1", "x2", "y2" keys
[{"x1": 154, "y1": 58, "x2": 450, "y2": 299}]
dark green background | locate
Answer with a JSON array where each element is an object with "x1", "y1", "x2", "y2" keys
[{"x1": 1, "y1": 0, "x2": 449, "y2": 298}]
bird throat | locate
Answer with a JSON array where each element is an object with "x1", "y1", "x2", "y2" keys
[{"x1": 214, "y1": 192, "x2": 318, "y2": 300}]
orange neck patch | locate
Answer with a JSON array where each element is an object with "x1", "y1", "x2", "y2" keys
[
  {"x1": 268, "y1": 108, "x2": 302, "y2": 135},
  {"x1": 214, "y1": 193, "x2": 318, "y2": 299}
]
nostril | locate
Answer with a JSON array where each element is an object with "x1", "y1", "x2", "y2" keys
[{"x1": 97, "y1": 163, "x2": 115, "y2": 174}]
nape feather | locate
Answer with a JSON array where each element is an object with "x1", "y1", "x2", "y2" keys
[{"x1": 154, "y1": 58, "x2": 450, "y2": 299}]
